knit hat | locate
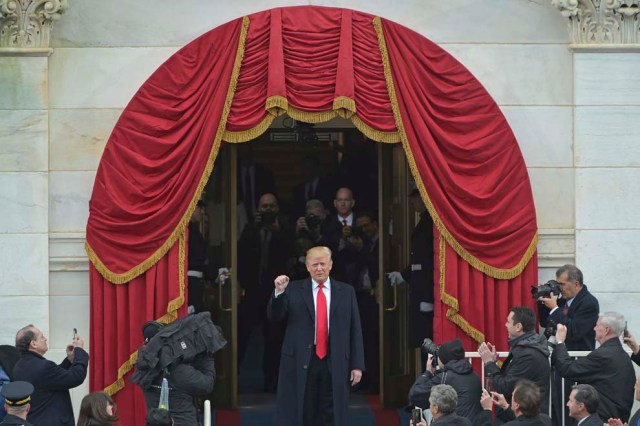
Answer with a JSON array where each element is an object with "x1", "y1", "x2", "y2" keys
[
  {"x1": 142, "y1": 321, "x2": 164, "y2": 343},
  {"x1": 438, "y1": 338, "x2": 465, "y2": 364}
]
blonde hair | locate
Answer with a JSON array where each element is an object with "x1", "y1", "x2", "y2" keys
[{"x1": 306, "y1": 246, "x2": 332, "y2": 260}]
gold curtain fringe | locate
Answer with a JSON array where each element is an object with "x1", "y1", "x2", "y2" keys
[
  {"x1": 266, "y1": 95, "x2": 289, "y2": 114},
  {"x1": 351, "y1": 115, "x2": 399, "y2": 143},
  {"x1": 104, "y1": 233, "x2": 187, "y2": 396},
  {"x1": 224, "y1": 114, "x2": 275, "y2": 143},
  {"x1": 439, "y1": 236, "x2": 485, "y2": 344},
  {"x1": 333, "y1": 96, "x2": 356, "y2": 119},
  {"x1": 373, "y1": 15, "x2": 538, "y2": 280}
]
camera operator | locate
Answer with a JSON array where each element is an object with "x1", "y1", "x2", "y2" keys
[
  {"x1": 537, "y1": 265, "x2": 599, "y2": 426},
  {"x1": 409, "y1": 339, "x2": 482, "y2": 422},
  {"x1": 478, "y1": 307, "x2": 550, "y2": 413},
  {"x1": 537, "y1": 265, "x2": 599, "y2": 351},
  {"x1": 294, "y1": 199, "x2": 328, "y2": 245},
  {"x1": 238, "y1": 192, "x2": 292, "y2": 392}
]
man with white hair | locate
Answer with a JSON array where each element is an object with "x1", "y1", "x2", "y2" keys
[{"x1": 552, "y1": 312, "x2": 635, "y2": 422}]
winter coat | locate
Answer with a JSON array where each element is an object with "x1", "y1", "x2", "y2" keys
[
  {"x1": 484, "y1": 331, "x2": 551, "y2": 412},
  {"x1": 409, "y1": 359, "x2": 483, "y2": 422}
]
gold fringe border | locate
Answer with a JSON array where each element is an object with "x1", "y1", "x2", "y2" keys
[
  {"x1": 373, "y1": 16, "x2": 538, "y2": 280},
  {"x1": 439, "y1": 234, "x2": 485, "y2": 344},
  {"x1": 86, "y1": 15, "x2": 250, "y2": 284},
  {"x1": 104, "y1": 232, "x2": 187, "y2": 396}
]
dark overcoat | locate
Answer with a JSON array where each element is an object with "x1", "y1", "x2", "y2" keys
[
  {"x1": 13, "y1": 348, "x2": 88, "y2": 426},
  {"x1": 267, "y1": 277, "x2": 365, "y2": 426}
]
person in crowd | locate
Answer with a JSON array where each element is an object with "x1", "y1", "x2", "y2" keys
[
  {"x1": 552, "y1": 312, "x2": 634, "y2": 423},
  {"x1": 566, "y1": 384, "x2": 602, "y2": 426},
  {"x1": 0, "y1": 381, "x2": 35, "y2": 426},
  {"x1": 387, "y1": 187, "x2": 435, "y2": 358},
  {"x1": 606, "y1": 375, "x2": 640, "y2": 426},
  {"x1": 76, "y1": 392, "x2": 118, "y2": 426},
  {"x1": 145, "y1": 408, "x2": 174, "y2": 426},
  {"x1": 187, "y1": 200, "x2": 208, "y2": 314},
  {"x1": 268, "y1": 246, "x2": 364, "y2": 426},
  {"x1": 418, "y1": 384, "x2": 472, "y2": 426},
  {"x1": 409, "y1": 338, "x2": 482, "y2": 422},
  {"x1": 12, "y1": 325, "x2": 88, "y2": 426},
  {"x1": 0, "y1": 345, "x2": 20, "y2": 422},
  {"x1": 476, "y1": 379, "x2": 551, "y2": 426},
  {"x1": 322, "y1": 187, "x2": 358, "y2": 282},
  {"x1": 237, "y1": 147, "x2": 276, "y2": 225},
  {"x1": 538, "y1": 264, "x2": 599, "y2": 426},
  {"x1": 238, "y1": 192, "x2": 292, "y2": 392},
  {"x1": 478, "y1": 307, "x2": 550, "y2": 412},
  {"x1": 137, "y1": 320, "x2": 215, "y2": 426},
  {"x1": 294, "y1": 199, "x2": 329, "y2": 247}
]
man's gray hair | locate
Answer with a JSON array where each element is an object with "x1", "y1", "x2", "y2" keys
[
  {"x1": 429, "y1": 384, "x2": 458, "y2": 415},
  {"x1": 556, "y1": 264, "x2": 583, "y2": 286},
  {"x1": 15, "y1": 324, "x2": 36, "y2": 352},
  {"x1": 599, "y1": 312, "x2": 626, "y2": 336},
  {"x1": 305, "y1": 199, "x2": 325, "y2": 211}
]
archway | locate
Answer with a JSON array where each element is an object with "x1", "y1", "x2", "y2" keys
[{"x1": 86, "y1": 6, "x2": 538, "y2": 424}]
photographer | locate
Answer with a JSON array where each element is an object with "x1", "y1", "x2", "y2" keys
[
  {"x1": 294, "y1": 199, "x2": 328, "y2": 245},
  {"x1": 409, "y1": 339, "x2": 482, "y2": 422},
  {"x1": 537, "y1": 265, "x2": 599, "y2": 352},
  {"x1": 238, "y1": 192, "x2": 292, "y2": 392}
]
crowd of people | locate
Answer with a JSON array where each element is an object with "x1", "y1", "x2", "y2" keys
[{"x1": 406, "y1": 264, "x2": 640, "y2": 426}]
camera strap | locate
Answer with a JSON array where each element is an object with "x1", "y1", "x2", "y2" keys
[{"x1": 440, "y1": 371, "x2": 448, "y2": 384}]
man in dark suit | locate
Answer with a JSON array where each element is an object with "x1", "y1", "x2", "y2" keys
[
  {"x1": 12, "y1": 325, "x2": 88, "y2": 426},
  {"x1": 322, "y1": 187, "x2": 359, "y2": 284},
  {"x1": 552, "y1": 312, "x2": 635, "y2": 423},
  {"x1": 538, "y1": 264, "x2": 599, "y2": 426},
  {"x1": 567, "y1": 384, "x2": 602, "y2": 426},
  {"x1": 268, "y1": 246, "x2": 365, "y2": 426}
]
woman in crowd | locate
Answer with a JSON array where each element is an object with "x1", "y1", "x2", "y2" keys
[{"x1": 77, "y1": 392, "x2": 119, "y2": 426}]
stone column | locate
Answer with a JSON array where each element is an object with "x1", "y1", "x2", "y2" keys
[
  {"x1": 552, "y1": 0, "x2": 640, "y2": 316},
  {"x1": 0, "y1": 0, "x2": 67, "y2": 345}
]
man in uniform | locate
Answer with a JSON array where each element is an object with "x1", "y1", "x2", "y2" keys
[{"x1": 1, "y1": 381, "x2": 35, "y2": 426}]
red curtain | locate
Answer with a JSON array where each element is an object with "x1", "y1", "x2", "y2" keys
[{"x1": 86, "y1": 6, "x2": 538, "y2": 423}]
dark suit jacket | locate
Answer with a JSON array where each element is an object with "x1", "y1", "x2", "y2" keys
[
  {"x1": 628, "y1": 409, "x2": 640, "y2": 426},
  {"x1": 267, "y1": 277, "x2": 365, "y2": 426},
  {"x1": 578, "y1": 414, "x2": 604, "y2": 426},
  {"x1": 552, "y1": 338, "x2": 635, "y2": 422},
  {"x1": 13, "y1": 348, "x2": 89, "y2": 426},
  {"x1": 538, "y1": 285, "x2": 599, "y2": 351}
]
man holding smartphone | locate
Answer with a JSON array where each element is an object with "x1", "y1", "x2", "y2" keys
[{"x1": 12, "y1": 325, "x2": 88, "y2": 426}]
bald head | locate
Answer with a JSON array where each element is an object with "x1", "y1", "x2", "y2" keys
[{"x1": 334, "y1": 187, "x2": 355, "y2": 216}]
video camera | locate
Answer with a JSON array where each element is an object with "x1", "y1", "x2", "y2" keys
[
  {"x1": 531, "y1": 279, "x2": 562, "y2": 300},
  {"x1": 305, "y1": 213, "x2": 322, "y2": 229},
  {"x1": 258, "y1": 211, "x2": 277, "y2": 227}
]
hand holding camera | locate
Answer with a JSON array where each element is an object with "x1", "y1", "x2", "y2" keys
[
  {"x1": 623, "y1": 330, "x2": 639, "y2": 355},
  {"x1": 532, "y1": 280, "x2": 562, "y2": 309},
  {"x1": 411, "y1": 408, "x2": 425, "y2": 426},
  {"x1": 555, "y1": 324, "x2": 568, "y2": 344}
]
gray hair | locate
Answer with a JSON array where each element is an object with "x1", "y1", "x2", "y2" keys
[
  {"x1": 572, "y1": 384, "x2": 600, "y2": 414},
  {"x1": 556, "y1": 264, "x2": 584, "y2": 286},
  {"x1": 15, "y1": 324, "x2": 37, "y2": 352},
  {"x1": 429, "y1": 384, "x2": 458, "y2": 415},
  {"x1": 599, "y1": 312, "x2": 626, "y2": 336},
  {"x1": 305, "y1": 199, "x2": 325, "y2": 211}
]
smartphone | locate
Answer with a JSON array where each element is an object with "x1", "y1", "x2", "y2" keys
[
  {"x1": 73, "y1": 328, "x2": 78, "y2": 338},
  {"x1": 624, "y1": 321, "x2": 629, "y2": 338},
  {"x1": 411, "y1": 408, "x2": 422, "y2": 426}
]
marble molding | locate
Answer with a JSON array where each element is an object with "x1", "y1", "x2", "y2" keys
[
  {"x1": 551, "y1": 0, "x2": 640, "y2": 45},
  {"x1": 0, "y1": 0, "x2": 68, "y2": 48}
]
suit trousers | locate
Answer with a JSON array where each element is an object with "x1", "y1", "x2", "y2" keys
[{"x1": 304, "y1": 349, "x2": 334, "y2": 426}]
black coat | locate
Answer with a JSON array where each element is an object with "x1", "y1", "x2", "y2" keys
[
  {"x1": 579, "y1": 414, "x2": 605, "y2": 426},
  {"x1": 474, "y1": 411, "x2": 551, "y2": 426},
  {"x1": 552, "y1": 337, "x2": 635, "y2": 422},
  {"x1": 13, "y1": 348, "x2": 88, "y2": 426},
  {"x1": 629, "y1": 409, "x2": 640, "y2": 426},
  {"x1": 267, "y1": 278, "x2": 365, "y2": 426},
  {"x1": 0, "y1": 413, "x2": 35, "y2": 426},
  {"x1": 538, "y1": 285, "x2": 599, "y2": 351},
  {"x1": 142, "y1": 354, "x2": 215, "y2": 426},
  {"x1": 409, "y1": 359, "x2": 483, "y2": 422},
  {"x1": 484, "y1": 332, "x2": 550, "y2": 413},
  {"x1": 433, "y1": 412, "x2": 473, "y2": 426}
]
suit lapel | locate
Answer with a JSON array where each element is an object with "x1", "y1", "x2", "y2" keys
[{"x1": 301, "y1": 278, "x2": 315, "y2": 319}]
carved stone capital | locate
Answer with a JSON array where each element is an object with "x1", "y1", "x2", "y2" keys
[
  {"x1": 0, "y1": 0, "x2": 68, "y2": 48},
  {"x1": 551, "y1": 0, "x2": 640, "y2": 45}
]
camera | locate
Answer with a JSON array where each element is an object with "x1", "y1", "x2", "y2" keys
[
  {"x1": 411, "y1": 408, "x2": 423, "y2": 426},
  {"x1": 531, "y1": 279, "x2": 562, "y2": 300},
  {"x1": 543, "y1": 318, "x2": 558, "y2": 340},
  {"x1": 421, "y1": 338, "x2": 440, "y2": 370},
  {"x1": 259, "y1": 211, "x2": 277, "y2": 226},
  {"x1": 305, "y1": 213, "x2": 321, "y2": 229}
]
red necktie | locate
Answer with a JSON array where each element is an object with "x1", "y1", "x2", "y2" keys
[
  {"x1": 316, "y1": 283, "x2": 328, "y2": 359},
  {"x1": 563, "y1": 305, "x2": 569, "y2": 315}
]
